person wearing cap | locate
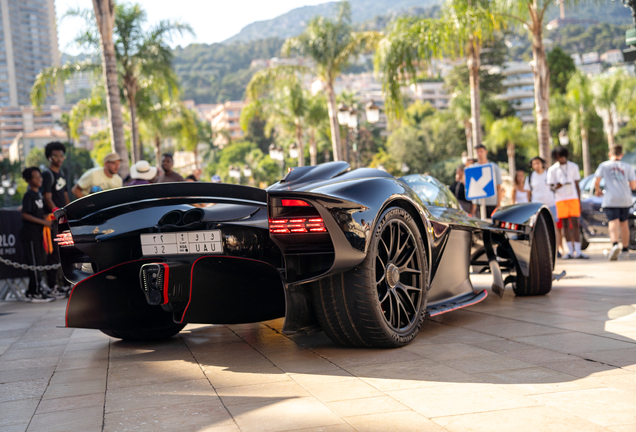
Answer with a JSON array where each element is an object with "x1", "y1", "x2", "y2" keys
[
  {"x1": 211, "y1": 175, "x2": 222, "y2": 183},
  {"x1": 127, "y1": 160, "x2": 157, "y2": 185},
  {"x1": 72, "y1": 152, "x2": 123, "y2": 198}
]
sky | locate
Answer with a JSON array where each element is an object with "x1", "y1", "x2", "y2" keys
[{"x1": 55, "y1": 0, "x2": 328, "y2": 54}]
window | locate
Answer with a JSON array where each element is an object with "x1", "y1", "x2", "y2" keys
[{"x1": 399, "y1": 174, "x2": 460, "y2": 210}]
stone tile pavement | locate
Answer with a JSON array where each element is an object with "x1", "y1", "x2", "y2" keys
[{"x1": 1, "y1": 244, "x2": 635, "y2": 432}]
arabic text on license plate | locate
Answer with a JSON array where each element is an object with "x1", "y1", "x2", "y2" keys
[{"x1": 140, "y1": 230, "x2": 222, "y2": 256}]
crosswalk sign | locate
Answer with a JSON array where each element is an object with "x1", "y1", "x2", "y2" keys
[{"x1": 465, "y1": 164, "x2": 495, "y2": 200}]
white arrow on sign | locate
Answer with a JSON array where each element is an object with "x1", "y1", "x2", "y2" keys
[{"x1": 467, "y1": 166, "x2": 492, "y2": 199}]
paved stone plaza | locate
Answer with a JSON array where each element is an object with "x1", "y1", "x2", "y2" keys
[{"x1": 1, "y1": 243, "x2": 635, "y2": 432}]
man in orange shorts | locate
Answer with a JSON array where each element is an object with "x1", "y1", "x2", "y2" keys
[{"x1": 547, "y1": 146, "x2": 588, "y2": 259}]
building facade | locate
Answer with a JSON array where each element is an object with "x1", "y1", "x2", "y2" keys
[
  {"x1": 496, "y1": 62, "x2": 535, "y2": 123},
  {"x1": 0, "y1": 0, "x2": 63, "y2": 106},
  {"x1": 9, "y1": 127, "x2": 66, "y2": 163},
  {"x1": 210, "y1": 101, "x2": 245, "y2": 147},
  {"x1": 0, "y1": 104, "x2": 72, "y2": 154}
]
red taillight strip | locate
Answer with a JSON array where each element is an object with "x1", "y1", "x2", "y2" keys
[
  {"x1": 55, "y1": 231, "x2": 74, "y2": 246},
  {"x1": 269, "y1": 218, "x2": 327, "y2": 234}
]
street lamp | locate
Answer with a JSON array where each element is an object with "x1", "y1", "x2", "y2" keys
[
  {"x1": 337, "y1": 103, "x2": 350, "y2": 126},
  {"x1": 269, "y1": 143, "x2": 285, "y2": 177},
  {"x1": 289, "y1": 142, "x2": 299, "y2": 160},
  {"x1": 242, "y1": 164, "x2": 252, "y2": 178},
  {"x1": 348, "y1": 107, "x2": 358, "y2": 129},
  {"x1": 401, "y1": 163, "x2": 410, "y2": 174},
  {"x1": 365, "y1": 100, "x2": 380, "y2": 124},
  {"x1": 558, "y1": 129, "x2": 569, "y2": 146},
  {"x1": 228, "y1": 165, "x2": 241, "y2": 183}
]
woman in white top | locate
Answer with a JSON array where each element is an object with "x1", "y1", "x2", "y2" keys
[{"x1": 511, "y1": 170, "x2": 530, "y2": 204}]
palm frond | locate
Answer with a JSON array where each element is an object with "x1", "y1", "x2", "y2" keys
[{"x1": 31, "y1": 61, "x2": 101, "y2": 108}]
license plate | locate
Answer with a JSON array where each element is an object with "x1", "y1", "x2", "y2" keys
[{"x1": 140, "y1": 230, "x2": 222, "y2": 256}]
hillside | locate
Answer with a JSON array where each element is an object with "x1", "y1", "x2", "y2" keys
[{"x1": 223, "y1": 0, "x2": 438, "y2": 44}]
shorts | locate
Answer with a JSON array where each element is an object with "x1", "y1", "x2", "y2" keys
[
  {"x1": 603, "y1": 207, "x2": 630, "y2": 222},
  {"x1": 556, "y1": 199, "x2": 581, "y2": 219}
]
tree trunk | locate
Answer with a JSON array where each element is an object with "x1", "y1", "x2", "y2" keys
[
  {"x1": 507, "y1": 142, "x2": 516, "y2": 178},
  {"x1": 155, "y1": 135, "x2": 162, "y2": 170},
  {"x1": 295, "y1": 122, "x2": 304, "y2": 167},
  {"x1": 324, "y1": 82, "x2": 342, "y2": 161},
  {"x1": 606, "y1": 109, "x2": 615, "y2": 149},
  {"x1": 531, "y1": 19, "x2": 551, "y2": 166},
  {"x1": 309, "y1": 129, "x2": 317, "y2": 166},
  {"x1": 464, "y1": 120, "x2": 473, "y2": 159},
  {"x1": 92, "y1": 0, "x2": 129, "y2": 176},
  {"x1": 581, "y1": 128, "x2": 591, "y2": 177},
  {"x1": 467, "y1": 37, "x2": 481, "y2": 152},
  {"x1": 126, "y1": 81, "x2": 140, "y2": 164}
]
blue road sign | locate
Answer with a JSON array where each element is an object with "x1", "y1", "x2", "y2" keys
[{"x1": 465, "y1": 164, "x2": 495, "y2": 200}]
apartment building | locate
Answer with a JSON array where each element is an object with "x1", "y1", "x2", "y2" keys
[
  {"x1": 210, "y1": 101, "x2": 245, "y2": 147},
  {"x1": 0, "y1": 0, "x2": 63, "y2": 106},
  {"x1": 496, "y1": 62, "x2": 535, "y2": 123},
  {"x1": 0, "y1": 104, "x2": 71, "y2": 153}
]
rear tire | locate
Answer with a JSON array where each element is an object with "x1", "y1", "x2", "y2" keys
[
  {"x1": 311, "y1": 207, "x2": 428, "y2": 347},
  {"x1": 100, "y1": 323, "x2": 186, "y2": 341},
  {"x1": 513, "y1": 214, "x2": 553, "y2": 297}
]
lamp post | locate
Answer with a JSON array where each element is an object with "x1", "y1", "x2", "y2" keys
[
  {"x1": 289, "y1": 143, "x2": 299, "y2": 160},
  {"x1": 269, "y1": 143, "x2": 285, "y2": 177},
  {"x1": 347, "y1": 107, "x2": 358, "y2": 167},
  {"x1": 558, "y1": 129, "x2": 569, "y2": 146},
  {"x1": 337, "y1": 104, "x2": 351, "y2": 164},
  {"x1": 228, "y1": 165, "x2": 241, "y2": 184},
  {"x1": 365, "y1": 100, "x2": 380, "y2": 125},
  {"x1": 0, "y1": 176, "x2": 15, "y2": 207}
]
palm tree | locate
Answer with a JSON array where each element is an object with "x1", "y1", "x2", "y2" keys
[
  {"x1": 485, "y1": 116, "x2": 525, "y2": 177},
  {"x1": 592, "y1": 73, "x2": 623, "y2": 149},
  {"x1": 561, "y1": 72, "x2": 595, "y2": 177},
  {"x1": 282, "y1": 1, "x2": 380, "y2": 162},
  {"x1": 494, "y1": 0, "x2": 595, "y2": 165},
  {"x1": 377, "y1": 0, "x2": 503, "y2": 158},
  {"x1": 305, "y1": 93, "x2": 329, "y2": 166},
  {"x1": 242, "y1": 66, "x2": 310, "y2": 167},
  {"x1": 92, "y1": 0, "x2": 128, "y2": 174},
  {"x1": 32, "y1": 2, "x2": 192, "y2": 167}
]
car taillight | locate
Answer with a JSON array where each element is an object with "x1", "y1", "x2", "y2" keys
[
  {"x1": 500, "y1": 222, "x2": 518, "y2": 230},
  {"x1": 269, "y1": 217, "x2": 327, "y2": 234},
  {"x1": 281, "y1": 199, "x2": 310, "y2": 207},
  {"x1": 55, "y1": 231, "x2": 74, "y2": 246}
]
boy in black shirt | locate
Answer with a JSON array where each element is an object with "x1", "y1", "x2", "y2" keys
[
  {"x1": 41, "y1": 141, "x2": 70, "y2": 298},
  {"x1": 21, "y1": 167, "x2": 55, "y2": 302}
]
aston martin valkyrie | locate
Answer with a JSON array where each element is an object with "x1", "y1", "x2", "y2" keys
[{"x1": 55, "y1": 162, "x2": 557, "y2": 347}]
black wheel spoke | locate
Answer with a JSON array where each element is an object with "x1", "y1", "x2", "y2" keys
[{"x1": 375, "y1": 213, "x2": 426, "y2": 333}]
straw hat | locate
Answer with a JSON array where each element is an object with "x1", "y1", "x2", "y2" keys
[{"x1": 130, "y1": 160, "x2": 157, "y2": 181}]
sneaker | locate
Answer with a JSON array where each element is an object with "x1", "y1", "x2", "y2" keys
[
  {"x1": 561, "y1": 253, "x2": 573, "y2": 260},
  {"x1": 608, "y1": 244, "x2": 620, "y2": 261},
  {"x1": 576, "y1": 252, "x2": 589, "y2": 259},
  {"x1": 26, "y1": 293, "x2": 56, "y2": 303},
  {"x1": 50, "y1": 285, "x2": 69, "y2": 299}
]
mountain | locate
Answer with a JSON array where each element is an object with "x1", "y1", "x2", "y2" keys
[{"x1": 223, "y1": 0, "x2": 438, "y2": 44}]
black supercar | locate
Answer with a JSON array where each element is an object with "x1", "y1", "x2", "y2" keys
[{"x1": 54, "y1": 162, "x2": 560, "y2": 347}]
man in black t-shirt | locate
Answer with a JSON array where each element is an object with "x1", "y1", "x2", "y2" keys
[
  {"x1": 41, "y1": 141, "x2": 71, "y2": 298},
  {"x1": 21, "y1": 167, "x2": 55, "y2": 302}
]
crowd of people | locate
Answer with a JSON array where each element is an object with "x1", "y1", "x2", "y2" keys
[{"x1": 451, "y1": 144, "x2": 636, "y2": 261}]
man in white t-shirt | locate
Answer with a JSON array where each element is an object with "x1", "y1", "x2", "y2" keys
[
  {"x1": 547, "y1": 146, "x2": 587, "y2": 259},
  {"x1": 526, "y1": 156, "x2": 564, "y2": 256}
]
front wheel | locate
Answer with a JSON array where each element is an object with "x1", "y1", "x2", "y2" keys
[
  {"x1": 100, "y1": 323, "x2": 186, "y2": 341},
  {"x1": 311, "y1": 207, "x2": 429, "y2": 348},
  {"x1": 513, "y1": 214, "x2": 553, "y2": 297}
]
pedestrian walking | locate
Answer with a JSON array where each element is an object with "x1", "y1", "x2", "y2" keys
[
  {"x1": 593, "y1": 145, "x2": 636, "y2": 260},
  {"x1": 450, "y1": 165, "x2": 472, "y2": 213},
  {"x1": 126, "y1": 160, "x2": 157, "y2": 186},
  {"x1": 20, "y1": 167, "x2": 55, "y2": 302},
  {"x1": 547, "y1": 146, "x2": 588, "y2": 259},
  {"x1": 40, "y1": 142, "x2": 71, "y2": 299},
  {"x1": 72, "y1": 153, "x2": 123, "y2": 198},
  {"x1": 153, "y1": 153, "x2": 184, "y2": 183},
  {"x1": 470, "y1": 144, "x2": 503, "y2": 218},
  {"x1": 511, "y1": 169, "x2": 529, "y2": 204},
  {"x1": 526, "y1": 156, "x2": 563, "y2": 257}
]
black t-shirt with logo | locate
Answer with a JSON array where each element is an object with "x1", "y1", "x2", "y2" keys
[
  {"x1": 20, "y1": 189, "x2": 45, "y2": 241},
  {"x1": 41, "y1": 168, "x2": 67, "y2": 211}
]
